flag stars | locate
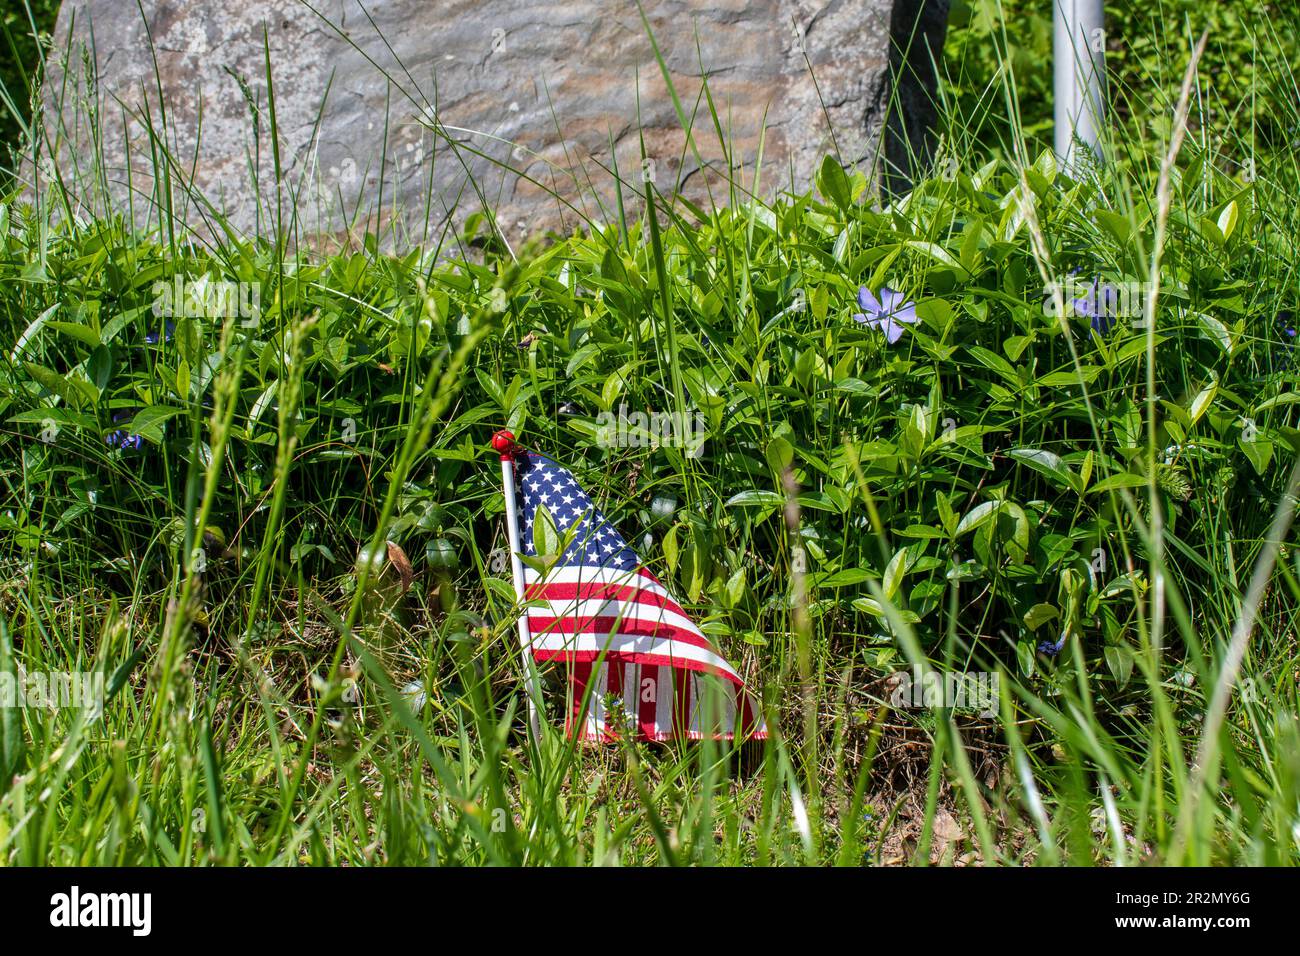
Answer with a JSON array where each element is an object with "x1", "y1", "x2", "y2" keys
[{"x1": 515, "y1": 453, "x2": 645, "y2": 573}]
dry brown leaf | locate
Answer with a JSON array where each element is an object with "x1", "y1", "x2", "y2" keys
[{"x1": 386, "y1": 541, "x2": 415, "y2": 592}]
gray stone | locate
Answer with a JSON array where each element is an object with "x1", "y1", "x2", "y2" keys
[{"x1": 40, "y1": 1, "x2": 945, "y2": 249}]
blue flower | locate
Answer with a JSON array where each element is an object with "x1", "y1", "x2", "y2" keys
[
  {"x1": 1277, "y1": 312, "x2": 1298, "y2": 370},
  {"x1": 1071, "y1": 277, "x2": 1117, "y2": 335},
  {"x1": 105, "y1": 430, "x2": 143, "y2": 450},
  {"x1": 105, "y1": 411, "x2": 143, "y2": 451},
  {"x1": 853, "y1": 286, "x2": 919, "y2": 344},
  {"x1": 145, "y1": 321, "x2": 175, "y2": 345},
  {"x1": 1037, "y1": 631, "x2": 1067, "y2": 657}
]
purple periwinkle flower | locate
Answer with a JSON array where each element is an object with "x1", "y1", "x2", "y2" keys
[
  {"x1": 1037, "y1": 631, "x2": 1067, "y2": 657},
  {"x1": 853, "y1": 286, "x2": 919, "y2": 344},
  {"x1": 105, "y1": 411, "x2": 144, "y2": 451},
  {"x1": 145, "y1": 320, "x2": 175, "y2": 345},
  {"x1": 1071, "y1": 278, "x2": 1118, "y2": 335},
  {"x1": 105, "y1": 430, "x2": 143, "y2": 450},
  {"x1": 1277, "y1": 312, "x2": 1298, "y2": 371}
]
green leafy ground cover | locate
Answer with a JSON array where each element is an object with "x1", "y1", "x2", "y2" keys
[{"x1": 0, "y1": 2, "x2": 1298, "y2": 865}]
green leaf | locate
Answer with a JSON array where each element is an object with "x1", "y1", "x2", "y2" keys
[
  {"x1": 766, "y1": 435, "x2": 794, "y2": 474},
  {"x1": 914, "y1": 298, "x2": 953, "y2": 331},
  {"x1": 1189, "y1": 379, "x2": 1217, "y2": 426},
  {"x1": 725, "y1": 490, "x2": 784, "y2": 507},
  {"x1": 131, "y1": 405, "x2": 183, "y2": 444},
  {"x1": 897, "y1": 524, "x2": 946, "y2": 539},
  {"x1": 475, "y1": 367, "x2": 508, "y2": 411},
  {"x1": 810, "y1": 285, "x2": 829, "y2": 322},
  {"x1": 946, "y1": 560, "x2": 986, "y2": 582},
  {"x1": 1089, "y1": 473, "x2": 1148, "y2": 494},
  {"x1": 851, "y1": 597, "x2": 919, "y2": 622},
  {"x1": 1195, "y1": 312, "x2": 1234, "y2": 354},
  {"x1": 1003, "y1": 334, "x2": 1033, "y2": 362},
  {"x1": 518, "y1": 554, "x2": 552, "y2": 577},
  {"x1": 12, "y1": 302, "x2": 59, "y2": 360},
  {"x1": 8, "y1": 408, "x2": 96, "y2": 430},
  {"x1": 88, "y1": 345, "x2": 113, "y2": 391},
  {"x1": 882, "y1": 548, "x2": 907, "y2": 599},
  {"x1": 532, "y1": 504, "x2": 562, "y2": 558},
  {"x1": 816, "y1": 156, "x2": 851, "y2": 209},
  {"x1": 1034, "y1": 148, "x2": 1058, "y2": 183},
  {"x1": 1105, "y1": 645, "x2": 1135, "y2": 688},
  {"x1": 1039, "y1": 366, "x2": 1102, "y2": 387},
  {"x1": 1016, "y1": 640, "x2": 1035, "y2": 677},
  {"x1": 248, "y1": 381, "x2": 279, "y2": 427},
  {"x1": 966, "y1": 346, "x2": 1019, "y2": 384},
  {"x1": 1094, "y1": 209, "x2": 1131, "y2": 245},
  {"x1": 724, "y1": 567, "x2": 747, "y2": 607},
  {"x1": 936, "y1": 491, "x2": 957, "y2": 536},
  {"x1": 1240, "y1": 435, "x2": 1274, "y2": 475},
  {"x1": 0, "y1": 617, "x2": 26, "y2": 792},
  {"x1": 23, "y1": 362, "x2": 96, "y2": 409},
  {"x1": 955, "y1": 500, "x2": 1003, "y2": 537},
  {"x1": 48, "y1": 320, "x2": 102, "y2": 348},
  {"x1": 900, "y1": 404, "x2": 933, "y2": 460},
  {"x1": 1023, "y1": 603, "x2": 1059, "y2": 630},
  {"x1": 601, "y1": 367, "x2": 629, "y2": 409},
  {"x1": 1217, "y1": 200, "x2": 1239, "y2": 241},
  {"x1": 903, "y1": 240, "x2": 969, "y2": 278},
  {"x1": 662, "y1": 524, "x2": 679, "y2": 574},
  {"x1": 817, "y1": 568, "x2": 873, "y2": 587},
  {"x1": 1007, "y1": 447, "x2": 1080, "y2": 493}
]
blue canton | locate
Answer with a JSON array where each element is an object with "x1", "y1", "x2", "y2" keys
[{"x1": 515, "y1": 452, "x2": 640, "y2": 572}]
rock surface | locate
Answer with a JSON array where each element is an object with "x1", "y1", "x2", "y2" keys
[{"x1": 40, "y1": 1, "x2": 945, "y2": 249}]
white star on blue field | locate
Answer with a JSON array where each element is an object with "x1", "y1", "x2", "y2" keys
[{"x1": 515, "y1": 452, "x2": 641, "y2": 572}]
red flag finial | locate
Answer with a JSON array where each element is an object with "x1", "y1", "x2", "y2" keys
[{"x1": 491, "y1": 429, "x2": 518, "y2": 460}]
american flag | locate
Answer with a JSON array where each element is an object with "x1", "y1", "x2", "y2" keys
[{"x1": 512, "y1": 449, "x2": 765, "y2": 742}]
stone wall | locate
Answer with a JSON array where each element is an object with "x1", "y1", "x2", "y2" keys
[{"x1": 40, "y1": 1, "x2": 945, "y2": 249}]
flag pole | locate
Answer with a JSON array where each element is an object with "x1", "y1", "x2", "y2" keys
[{"x1": 493, "y1": 429, "x2": 544, "y2": 739}]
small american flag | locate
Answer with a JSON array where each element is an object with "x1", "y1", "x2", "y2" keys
[{"x1": 513, "y1": 449, "x2": 765, "y2": 742}]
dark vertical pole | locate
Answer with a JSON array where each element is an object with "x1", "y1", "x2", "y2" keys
[{"x1": 883, "y1": 0, "x2": 951, "y2": 196}]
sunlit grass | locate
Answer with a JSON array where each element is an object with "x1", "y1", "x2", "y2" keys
[{"x1": 0, "y1": 1, "x2": 1298, "y2": 865}]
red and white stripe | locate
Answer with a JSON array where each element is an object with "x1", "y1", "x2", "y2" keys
[
  {"x1": 565, "y1": 660, "x2": 763, "y2": 742},
  {"x1": 525, "y1": 565, "x2": 766, "y2": 742}
]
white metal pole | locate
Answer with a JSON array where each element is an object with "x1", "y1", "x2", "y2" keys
[
  {"x1": 1053, "y1": 0, "x2": 1106, "y2": 174},
  {"x1": 494, "y1": 430, "x2": 544, "y2": 739}
]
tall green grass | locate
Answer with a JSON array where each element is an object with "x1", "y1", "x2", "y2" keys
[{"x1": 0, "y1": 1, "x2": 1298, "y2": 865}]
